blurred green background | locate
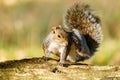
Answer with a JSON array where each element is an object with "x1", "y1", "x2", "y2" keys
[{"x1": 0, "y1": 0, "x2": 120, "y2": 65}]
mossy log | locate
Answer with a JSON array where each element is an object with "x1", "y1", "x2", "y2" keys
[{"x1": 0, "y1": 57, "x2": 120, "y2": 80}]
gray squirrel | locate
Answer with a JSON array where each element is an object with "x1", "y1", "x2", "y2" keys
[
  {"x1": 42, "y1": 25, "x2": 69, "y2": 64},
  {"x1": 42, "y1": 2, "x2": 103, "y2": 65}
]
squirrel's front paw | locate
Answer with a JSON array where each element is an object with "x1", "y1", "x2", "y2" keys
[{"x1": 42, "y1": 56, "x2": 50, "y2": 61}]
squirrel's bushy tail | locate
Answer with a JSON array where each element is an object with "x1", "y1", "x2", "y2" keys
[{"x1": 63, "y1": 2, "x2": 103, "y2": 55}]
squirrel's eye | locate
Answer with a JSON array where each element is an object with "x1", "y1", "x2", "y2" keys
[{"x1": 58, "y1": 35, "x2": 61, "y2": 38}]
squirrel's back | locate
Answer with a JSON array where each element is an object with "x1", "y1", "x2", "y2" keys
[{"x1": 63, "y1": 2, "x2": 103, "y2": 55}]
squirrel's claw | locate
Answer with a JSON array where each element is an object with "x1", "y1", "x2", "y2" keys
[{"x1": 59, "y1": 62, "x2": 69, "y2": 67}]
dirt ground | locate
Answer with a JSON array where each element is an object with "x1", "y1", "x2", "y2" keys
[{"x1": 0, "y1": 57, "x2": 120, "y2": 80}]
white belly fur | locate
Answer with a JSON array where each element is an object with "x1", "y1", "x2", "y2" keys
[{"x1": 48, "y1": 41, "x2": 66, "y2": 54}]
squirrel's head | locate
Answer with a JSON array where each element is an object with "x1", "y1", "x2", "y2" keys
[{"x1": 51, "y1": 25, "x2": 68, "y2": 46}]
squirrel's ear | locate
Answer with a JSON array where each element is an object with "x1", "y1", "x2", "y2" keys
[
  {"x1": 56, "y1": 25, "x2": 62, "y2": 30},
  {"x1": 52, "y1": 27, "x2": 56, "y2": 34},
  {"x1": 58, "y1": 25, "x2": 62, "y2": 28}
]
